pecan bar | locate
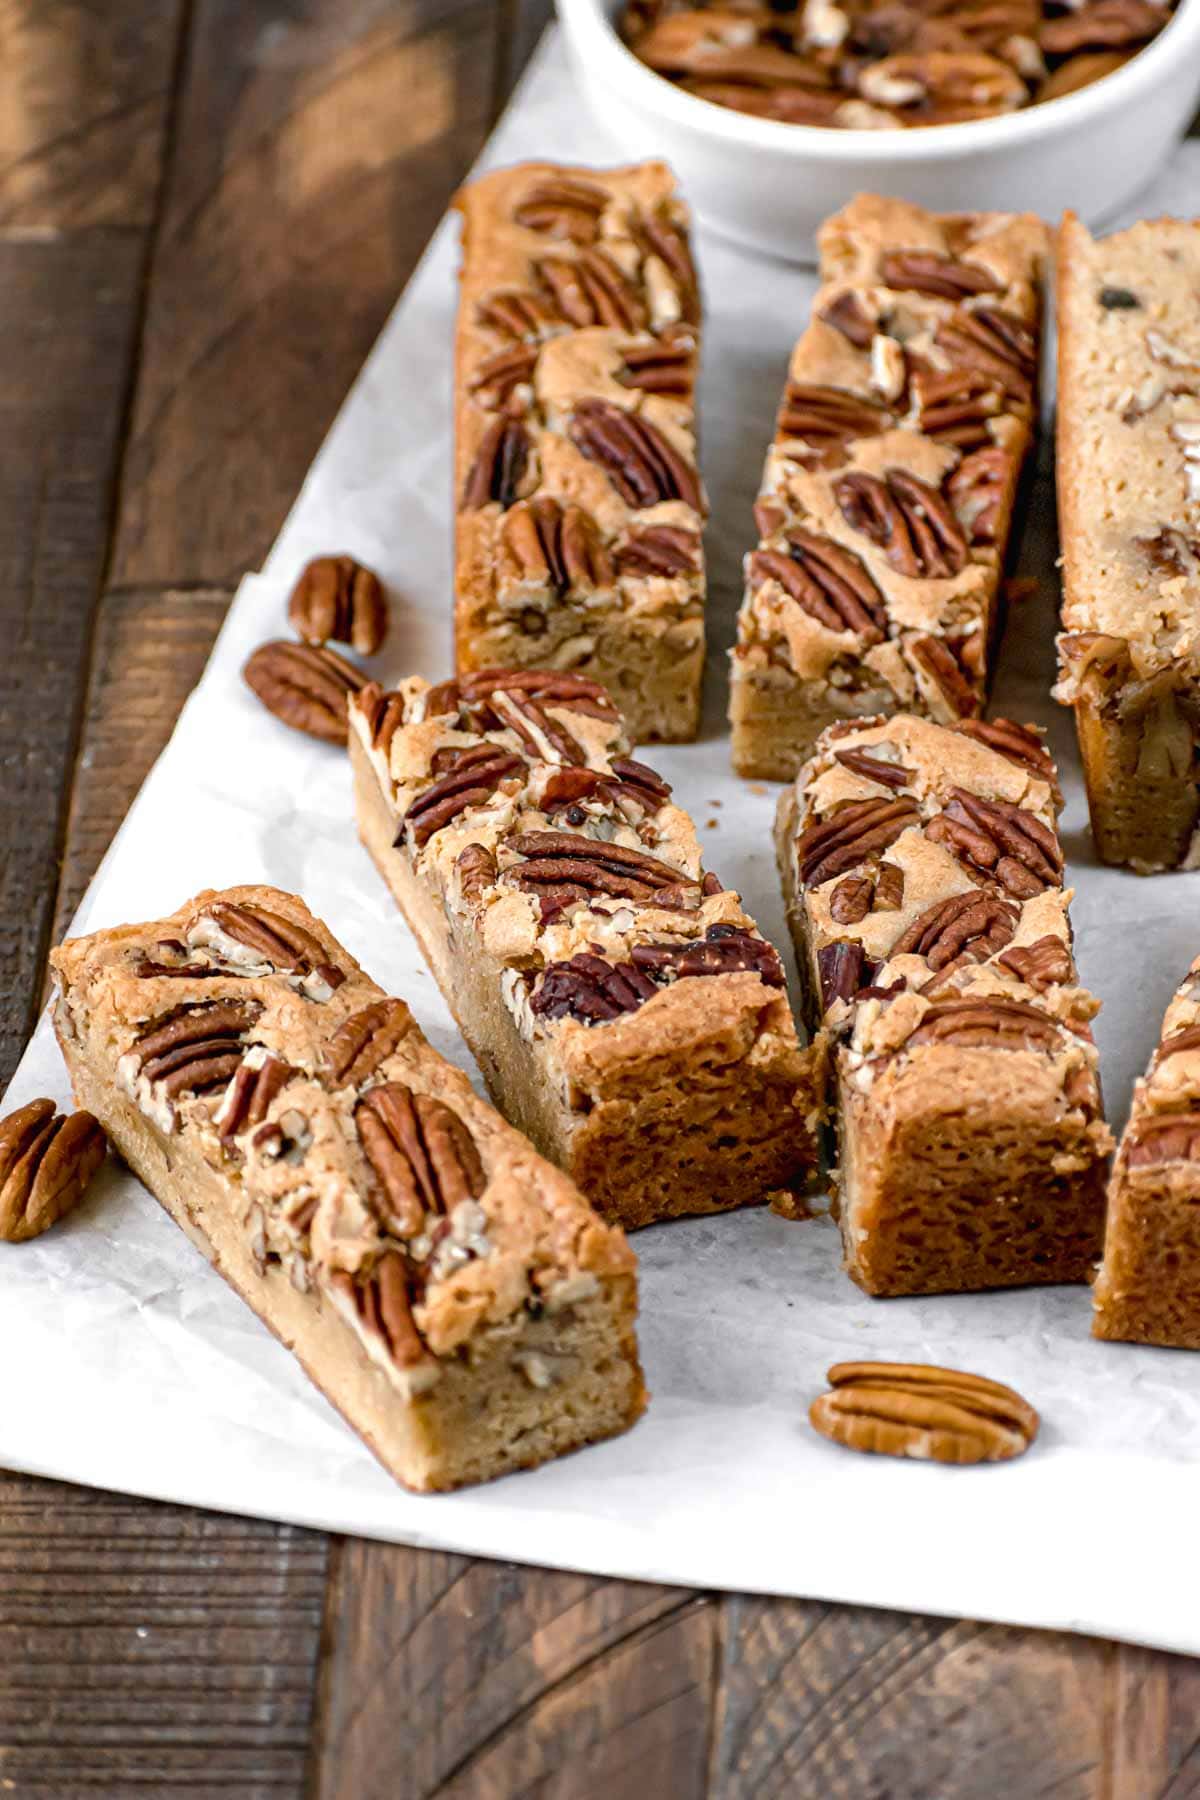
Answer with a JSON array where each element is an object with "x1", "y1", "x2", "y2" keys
[
  {"x1": 349, "y1": 669, "x2": 824, "y2": 1229},
  {"x1": 1055, "y1": 212, "x2": 1200, "y2": 872},
  {"x1": 50, "y1": 886, "x2": 644, "y2": 1492},
  {"x1": 454, "y1": 162, "x2": 706, "y2": 745},
  {"x1": 1093, "y1": 955, "x2": 1200, "y2": 1348},
  {"x1": 776, "y1": 713, "x2": 1112, "y2": 1296},
  {"x1": 730, "y1": 194, "x2": 1050, "y2": 781}
]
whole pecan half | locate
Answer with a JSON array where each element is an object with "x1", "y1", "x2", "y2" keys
[
  {"x1": 751, "y1": 530, "x2": 888, "y2": 642},
  {"x1": 458, "y1": 667, "x2": 618, "y2": 726},
  {"x1": 947, "y1": 445, "x2": 1014, "y2": 545},
  {"x1": 834, "y1": 468, "x2": 969, "y2": 579},
  {"x1": 615, "y1": 524, "x2": 702, "y2": 578},
  {"x1": 996, "y1": 934, "x2": 1075, "y2": 990},
  {"x1": 402, "y1": 745, "x2": 526, "y2": 848},
  {"x1": 287, "y1": 555, "x2": 387, "y2": 656},
  {"x1": 819, "y1": 291, "x2": 877, "y2": 350},
  {"x1": 542, "y1": 758, "x2": 672, "y2": 822},
  {"x1": 329, "y1": 1254, "x2": 426, "y2": 1370},
  {"x1": 190, "y1": 901, "x2": 345, "y2": 995},
  {"x1": 532, "y1": 953, "x2": 660, "y2": 1025},
  {"x1": 904, "y1": 994, "x2": 1062, "y2": 1052},
  {"x1": 832, "y1": 748, "x2": 913, "y2": 789},
  {"x1": 134, "y1": 1000, "x2": 262, "y2": 1101},
  {"x1": 878, "y1": 250, "x2": 1004, "y2": 300},
  {"x1": 909, "y1": 633, "x2": 978, "y2": 717},
  {"x1": 538, "y1": 248, "x2": 648, "y2": 333},
  {"x1": 476, "y1": 286, "x2": 562, "y2": 343},
  {"x1": 910, "y1": 363, "x2": 1004, "y2": 448},
  {"x1": 935, "y1": 307, "x2": 1036, "y2": 407},
  {"x1": 618, "y1": 334, "x2": 695, "y2": 398},
  {"x1": 1040, "y1": 0, "x2": 1168, "y2": 54},
  {"x1": 512, "y1": 176, "x2": 609, "y2": 242},
  {"x1": 569, "y1": 399, "x2": 703, "y2": 512},
  {"x1": 1126, "y1": 1111, "x2": 1200, "y2": 1169},
  {"x1": 810, "y1": 1361, "x2": 1038, "y2": 1464},
  {"x1": 356, "y1": 1082, "x2": 484, "y2": 1237},
  {"x1": 461, "y1": 417, "x2": 532, "y2": 511},
  {"x1": 216, "y1": 1051, "x2": 297, "y2": 1143},
  {"x1": 778, "y1": 384, "x2": 892, "y2": 459},
  {"x1": 326, "y1": 998, "x2": 415, "y2": 1088},
  {"x1": 506, "y1": 830, "x2": 695, "y2": 909},
  {"x1": 892, "y1": 890, "x2": 1019, "y2": 970},
  {"x1": 489, "y1": 688, "x2": 587, "y2": 767},
  {"x1": 456, "y1": 843, "x2": 498, "y2": 910},
  {"x1": 954, "y1": 717, "x2": 1058, "y2": 793},
  {"x1": 502, "y1": 497, "x2": 613, "y2": 596},
  {"x1": 358, "y1": 682, "x2": 408, "y2": 759},
  {"x1": 796, "y1": 797, "x2": 920, "y2": 887},
  {"x1": 467, "y1": 342, "x2": 539, "y2": 407},
  {"x1": 630, "y1": 923, "x2": 785, "y2": 987},
  {"x1": 0, "y1": 1099, "x2": 107, "y2": 1243},
  {"x1": 243, "y1": 640, "x2": 366, "y2": 745},
  {"x1": 817, "y1": 939, "x2": 874, "y2": 1013},
  {"x1": 829, "y1": 859, "x2": 905, "y2": 923},
  {"x1": 926, "y1": 788, "x2": 1063, "y2": 897}
]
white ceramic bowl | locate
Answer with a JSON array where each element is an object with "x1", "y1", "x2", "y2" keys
[{"x1": 556, "y1": 0, "x2": 1200, "y2": 261}]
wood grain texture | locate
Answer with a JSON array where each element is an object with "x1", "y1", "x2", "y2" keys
[
  {"x1": 0, "y1": 0, "x2": 184, "y2": 229},
  {"x1": 111, "y1": 0, "x2": 503, "y2": 590}
]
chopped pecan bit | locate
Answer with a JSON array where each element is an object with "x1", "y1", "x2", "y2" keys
[
  {"x1": 810, "y1": 1361, "x2": 1038, "y2": 1465},
  {"x1": 609, "y1": 756, "x2": 672, "y2": 811},
  {"x1": 506, "y1": 830, "x2": 694, "y2": 908},
  {"x1": 356, "y1": 1083, "x2": 484, "y2": 1237},
  {"x1": 829, "y1": 874, "x2": 873, "y2": 925},
  {"x1": 817, "y1": 939, "x2": 873, "y2": 1012},
  {"x1": 905, "y1": 994, "x2": 1062, "y2": 1052},
  {"x1": 217, "y1": 1052, "x2": 297, "y2": 1143},
  {"x1": 461, "y1": 417, "x2": 531, "y2": 511},
  {"x1": 402, "y1": 746, "x2": 526, "y2": 848},
  {"x1": 459, "y1": 667, "x2": 618, "y2": 724},
  {"x1": 134, "y1": 1000, "x2": 262, "y2": 1102},
  {"x1": 832, "y1": 747, "x2": 912, "y2": 789},
  {"x1": 329, "y1": 1255, "x2": 426, "y2": 1369},
  {"x1": 834, "y1": 469, "x2": 968, "y2": 579},
  {"x1": 615, "y1": 524, "x2": 702, "y2": 577},
  {"x1": 190, "y1": 902, "x2": 345, "y2": 995},
  {"x1": 502, "y1": 497, "x2": 613, "y2": 596},
  {"x1": 752, "y1": 529, "x2": 888, "y2": 642},
  {"x1": 467, "y1": 342, "x2": 539, "y2": 406},
  {"x1": 926, "y1": 787, "x2": 1063, "y2": 897},
  {"x1": 130, "y1": 938, "x2": 229, "y2": 980},
  {"x1": 1040, "y1": 0, "x2": 1168, "y2": 54},
  {"x1": 476, "y1": 286, "x2": 562, "y2": 342},
  {"x1": 631, "y1": 208, "x2": 700, "y2": 325},
  {"x1": 456, "y1": 843, "x2": 499, "y2": 910},
  {"x1": 778, "y1": 383, "x2": 892, "y2": 458},
  {"x1": 684, "y1": 77, "x2": 845, "y2": 124},
  {"x1": 1138, "y1": 528, "x2": 1200, "y2": 578},
  {"x1": 910, "y1": 363, "x2": 1004, "y2": 449},
  {"x1": 1156, "y1": 1024, "x2": 1200, "y2": 1063},
  {"x1": 243, "y1": 641, "x2": 367, "y2": 745},
  {"x1": 617, "y1": 335, "x2": 695, "y2": 397},
  {"x1": 358, "y1": 682, "x2": 408, "y2": 758},
  {"x1": 874, "y1": 860, "x2": 905, "y2": 910},
  {"x1": 569, "y1": 399, "x2": 703, "y2": 512},
  {"x1": 955, "y1": 718, "x2": 1059, "y2": 792},
  {"x1": 947, "y1": 445, "x2": 1014, "y2": 544},
  {"x1": 539, "y1": 247, "x2": 648, "y2": 332},
  {"x1": 796, "y1": 796, "x2": 919, "y2": 888},
  {"x1": 753, "y1": 496, "x2": 788, "y2": 539},
  {"x1": 892, "y1": 891, "x2": 1019, "y2": 970},
  {"x1": 878, "y1": 250, "x2": 1003, "y2": 300},
  {"x1": 326, "y1": 999, "x2": 415, "y2": 1087},
  {"x1": 630, "y1": 924, "x2": 785, "y2": 986},
  {"x1": 819, "y1": 291, "x2": 876, "y2": 349},
  {"x1": 288, "y1": 555, "x2": 387, "y2": 656},
  {"x1": 996, "y1": 934, "x2": 1074, "y2": 990},
  {"x1": 858, "y1": 50, "x2": 1026, "y2": 121},
  {"x1": 531, "y1": 953, "x2": 659, "y2": 1025},
  {"x1": 909, "y1": 634, "x2": 978, "y2": 717},
  {"x1": 1126, "y1": 1111, "x2": 1200, "y2": 1169},
  {"x1": 0, "y1": 1100, "x2": 107, "y2": 1243},
  {"x1": 512, "y1": 176, "x2": 609, "y2": 242}
]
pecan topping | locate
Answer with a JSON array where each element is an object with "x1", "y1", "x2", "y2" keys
[
  {"x1": 955, "y1": 717, "x2": 1058, "y2": 792},
  {"x1": 947, "y1": 445, "x2": 1013, "y2": 544},
  {"x1": 829, "y1": 875, "x2": 873, "y2": 925},
  {"x1": 1126, "y1": 1111, "x2": 1200, "y2": 1169},
  {"x1": 835, "y1": 468, "x2": 969, "y2": 579},
  {"x1": 904, "y1": 995, "x2": 1062, "y2": 1052},
  {"x1": 631, "y1": 208, "x2": 700, "y2": 325},
  {"x1": 287, "y1": 555, "x2": 387, "y2": 656},
  {"x1": 476, "y1": 286, "x2": 562, "y2": 342},
  {"x1": 467, "y1": 342, "x2": 539, "y2": 406},
  {"x1": 569, "y1": 399, "x2": 703, "y2": 512},
  {"x1": 356, "y1": 1083, "x2": 484, "y2": 1237},
  {"x1": 329, "y1": 1255, "x2": 426, "y2": 1370},
  {"x1": 878, "y1": 250, "x2": 1003, "y2": 300},
  {"x1": 489, "y1": 689, "x2": 586, "y2": 766},
  {"x1": 456, "y1": 843, "x2": 498, "y2": 909},
  {"x1": 892, "y1": 891, "x2": 1019, "y2": 970},
  {"x1": 134, "y1": 1000, "x2": 262, "y2": 1102},
  {"x1": 752, "y1": 530, "x2": 888, "y2": 642},
  {"x1": 778, "y1": 383, "x2": 892, "y2": 459},
  {"x1": 909, "y1": 634, "x2": 978, "y2": 717},
  {"x1": 326, "y1": 999, "x2": 415, "y2": 1088},
  {"x1": 506, "y1": 831, "x2": 695, "y2": 908},
  {"x1": 217, "y1": 1052, "x2": 297, "y2": 1143},
  {"x1": 630, "y1": 924, "x2": 785, "y2": 987},
  {"x1": 615, "y1": 524, "x2": 702, "y2": 577},
  {"x1": 402, "y1": 745, "x2": 526, "y2": 848},
  {"x1": 996, "y1": 934, "x2": 1074, "y2": 990},
  {"x1": 797, "y1": 797, "x2": 919, "y2": 887},
  {"x1": 819, "y1": 291, "x2": 876, "y2": 349},
  {"x1": 532, "y1": 953, "x2": 660, "y2": 1025},
  {"x1": 502, "y1": 497, "x2": 613, "y2": 595},
  {"x1": 817, "y1": 939, "x2": 873, "y2": 1012},
  {"x1": 243, "y1": 641, "x2": 366, "y2": 745},
  {"x1": 0, "y1": 1100, "x2": 107, "y2": 1243},
  {"x1": 1040, "y1": 0, "x2": 1168, "y2": 54},
  {"x1": 190, "y1": 902, "x2": 345, "y2": 995},
  {"x1": 935, "y1": 307, "x2": 1036, "y2": 405},
  {"x1": 859, "y1": 50, "x2": 1026, "y2": 121},
  {"x1": 926, "y1": 788, "x2": 1063, "y2": 897},
  {"x1": 538, "y1": 248, "x2": 648, "y2": 332},
  {"x1": 810, "y1": 1362, "x2": 1038, "y2": 1464},
  {"x1": 359, "y1": 682, "x2": 407, "y2": 759},
  {"x1": 910, "y1": 364, "x2": 1004, "y2": 448},
  {"x1": 513, "y1": 176, "x2": 609, "y2": 242},
  {"x1": 618, "y1": 335, "x2": 695, "y2": 397},
  {"x1": 461, "y1": 417, "x2": 532, "y2": 511},
  {"x1": 832, "y1": 747, "x2": 912, "y2": 789},
  {"x1": 458, "y1": 667, "x2": 618, "y2": 724}
]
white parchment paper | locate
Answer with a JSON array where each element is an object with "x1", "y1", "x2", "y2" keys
[{"x1": 6, "y1": 32, "x2": 1200, "y2": 1652}]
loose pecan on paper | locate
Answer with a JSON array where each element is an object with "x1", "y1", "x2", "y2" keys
[
  {"x1": 810, "y1": 1361, "x2": 1039, "y2": 1464},
  {"x1": 0, "y1": 1099, "x2": 107, "y2": 1243}
]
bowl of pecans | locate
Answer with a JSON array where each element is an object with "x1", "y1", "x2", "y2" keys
[{"x1": 556, "y1": 0, "x2": 1200, "y2": 259}]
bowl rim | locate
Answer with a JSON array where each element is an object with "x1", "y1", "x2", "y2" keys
[{"x1": 556, "y1": 0, "x2": 1200, "y2": 159}]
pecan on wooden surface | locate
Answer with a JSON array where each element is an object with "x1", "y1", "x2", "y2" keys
[
  {"x1": 810, "y1": 1361, "x2": 1039, "y2": 1464},
  {"x1": 0, "y1": 1099, "x2": 107, "y2": 1243}
]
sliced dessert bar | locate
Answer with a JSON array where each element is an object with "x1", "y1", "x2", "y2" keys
[
  {"x1": 455, "y1": 161, "x2": 706, "y2": 744},
  {"x1": 350, "y1": 668, "x2": 824, "y2": 1229},
  {"x1": 1055, "y1": 211, "x2": 1200, "y2": 872},
  {"x1": 50, "y1": 886, "x2": 644, "y2": 1491},
  {"x1": 731, "y1": 194, "x2": 1050, "y2": 780},
  {"x1": 776, "y1": 713, "x2": 1112, "y2": 1296},
  {"x1": 1094, "y1": 954, "x2": 1200, "y2": 1347}
]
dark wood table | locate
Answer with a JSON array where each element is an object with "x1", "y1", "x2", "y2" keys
[{"x1": 3, "y1": 4, "x2": 1197, "y2": 1792}]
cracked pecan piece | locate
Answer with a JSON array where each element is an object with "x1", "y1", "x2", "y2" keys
[
  {"x1": 904, "y1": 994, "x2": 1063, "y2": 1052},
  {"x1": 538, "y1": 248, "x2": 648, "y2": 333},
  {"x1": 832, "y1": 748, "x2": 913, "y2": 789},
  {"x1": 356, "y1": 1083, "x2": 484, "y2": 1238},
  {"x1": 243, "y1": 640, "x2": 367, "y2": 745},
  {"x1": 0, "y1": 1099, "x2": 107, "y2": 1243},
  {"x1": 455, "y1": 843, "x2": 499, "y2": 910},
  {"x1": 778, "y1": 384, "x2": 892, "y2": 459},
  {"x1": 631, "y1": 208, "x2": 700, "y2": 325},
  {"x1": 926, "y1": 788, "x2": 1063, "y2": 897},
  {"x1": 834, "y1": 468, "x2": 969, "y2": 578},
  {"x1": 752, "y1": 530, "x2": 888, "y2": 642},
  {"x1": 190, "y1": 900, "x2": 346, "y2": 994},
  {"x1": 891, "y1": 891, "x2": 1019, "y2": 971},
  {"x1": 216, "y1": 1051, "x2": 298, "y2": 1143},
  {"x1": 329, "y1": 1254, "x2": 427, "y2": 1370},
  {"x1": 909, "y1": 634, "x2": 978, "y2": 716},
  {"x1": 796, "y1": 797, "x2": 920, "y2": 887},
  {"x1": 458, "y1": 667, "x2": 619, "y2": 725},
  {"x1": 910, "y1": 363, "x2": 1005, "y2": 448},
  {"x1": 810, "y1": 1362, "x2": 1038, "y2": 1464},
  {"x1": 817, "y1": 939, "x2": 874, "y2": 1012},
  {"x1": 506, "y1": 830, "x2": 696, "y2": 909},
  {"x1": 935, "y1": 307, "x2": 1036, "y2": 406},
  {"x1": 512, "y1": 176, "x2": 609, "y2": 242},
  {"x1": 615, "y1": 523, "x2": 702, "y2": 578},
  {"x1": 1125, "y1": 1111, "x2": 1200, "y2": 1169},
  {"x1": 532, "y1": 953, "x2": 660, "y2": 1025},
  {"x1": 618, "y1": 334, "x2": 695, "y2": 398},
  {"x1": 326, "y1": 999, "x2": 415, "y2": 1088},
  {"x1": 829, "y1": 859, "x2": 905, "y2": 923},
  {"x1": 468, "y1": 342, "x2": 539, "y2": 407},
  {"x1": 631, "y1": 924, "x2": 785, "y2": 987},
  {"x1": 359, "y1": 682, "x2": 408, "y2": 759},
  {"x1": 133, "y1": 999, "x2": 262, "y2": 1102},
  {"x1": 569, "y1": 399, "x2": 703, "y2": 512},
  {"x1": 996, "y1": 934, "x2": 1075, "y2": 990},
  {"x1": 287, "y1": 555, "x2": 387, "y2": 656},
  {"x1": 954, "y1": 718, "x2": 1059, "y2": 795},
  {"x1": 461, "y1": 417, "x2": 532, "y2": 511},
  {"x1": 819, "y1": 291, "x2": 876, "y2": 349},
  {"x1": 476, "y1": 286, "x2": 563, "y2": 343},
  {"x1": 947, "y1": 445, "x2": 1014, "y2": 545},
  {"x1": 541, "y1": 757, "x2": 672, "y2": 821},
  {"x1": 878, "y1": 250, "x2": 1004, "y2": 300},
  {"x1": 502, "y1": 497, "x2": 614, "y2": 596},
  {"x1": 402, "y1": 745, "x2": 527, "y2": 848},
  {"x1": 1040, "y1": 0, "x2": 1168, "y2": 54}
]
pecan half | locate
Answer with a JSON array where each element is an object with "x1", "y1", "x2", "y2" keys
[
  {"x1": 996, "y1": 934, "x2": 1074, "y2": 990},
  {"x1": 810, "y1": 1361, "x2": 1038, "y2": 1464},
  {"x1": 458, "y1": 667, "x2": 618, "y2": 724},
  {"x1": 778, "y1": 383, "x2": 892, "y2": 459},
  {"x1": 1040, "y1": 0, "x2": 1168, "y2": 54},
  {"x1": 947, "y1": 445, "x2": 1014, "y2": 544},
  {"x1": 287, "y1": 555, "x2": 387, "y2": 656},
  {"x1": 502, "y1": 497, "x2": 614, "y2": 596},
  {"x1": 618, "y1": 335, "x2": 695, "y2": 397},
  {"x1": 955, "y1": 718, "x2": 1058, "y2": 793},
  {"x1": 829, "y1": 859, "x2": 905, "y2": 922},
  {"x1": 456, "y1": 843, "x2": 498, "y2": 910},
  {"x1": 878, "y1": 250, "x2": 1004, "y2": 300},
  {"x1": 569, "y1": 399, "x2": 703, "y2": 512},
  {"x1": 834, "y1": 469, "x2": 969, "y2": 578},
  {"x1": 819, "y1": 291, "x2": 876, "y2": 350},
  {"x1": 0, "y1": 1100, "x2": 107, "y2": 1243},
  {"x1": 817, "y1": 939, "x2": 873, "y2": 1012},
  {"x1": 926, "y1": 788, "x2": 1063, "y2": 896},
  {"x1": 476, "y1": 286, "x2": 562, "y2": 342},
  {"x1": 134, "y1": 1000, "x2": 262, "y2": 1101},
  {"x1": 402, "y1": 745, "x2": 526, "y2": 848},
  {"x1": 615, "y1": 524, "x2": 702, "y2": 577},
  {"x1": 489, "y1": 689, "x2": 586, "y2": 766},
  {"x1": 356, "y1": 1083, "x2": 484, "y2": 1237},
  {"x1": 796, "y1": 797, "x2": 920, "y2": 887},
  {"x1": 909, "y1": 634, "x2": 978, "y2": 716},
  {"x1": 935, "y1": 306, "x2": 1036, "y2": 405},
  {"x1": 630, "y1": 924, "x2": 785, "y2": 987},
  {"x1": 1126, "y1": 1111, "x2": 1200, "y2": 1169},
  {"x1": 832, "y1": 748, "x2": 913, "y2": 789},
  {"x1": 216, "y1": 1051, "x2": 297, "y2": 1142},
  {"x1": 506, "y1": 831, "x2": 694, "y2": 908},
  {"x1": 892, "y1": 891, "x2": 1019, "y2": 970},
  {"x1": 326, "y1": 999, "x2": 415, "y2": 1088},
  {"x1": 531, "y1": 953, "x2": 660, "y2": 1025},
  {"x1": 243, "y1": 641, "x2": 366, "y2": 745},
  {"x1": 752, "y1": 529, "x2": 888, "y2": 642},
  {"x1": 904, "y1": 995, "x2": 1062, "y2": 1051},
  {"x1": 513, "y1": 176, "x2": 609, "y2": 242},
  {"x1": 467, "y1": 342, "x2": 539, "y2": 407},
  {"x1": 631, "y1": 208, "x2": 701, "y2": 325},
  {"x1": 910, "y1": 363, "x2": 1004, "y2": 448},
  {"x1": 539, "y1": 248, "x2": 648, "y2": 332},
  {"x1": 461, "y1": 417, "x2": 532, "y2": 511},
  {"x1": 329, "y1": 1255, "x2": 426, "y2": 1369},
  {"x1": 358, "y1": 682, "x2": 408, "y2": 759},
  {"x1": 189, "y1": 901, "x2": 345, "y2": 995}
]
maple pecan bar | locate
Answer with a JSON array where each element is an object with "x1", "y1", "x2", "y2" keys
[
  {"x1": 349, "y1": 669, "x2": 824, "y2": 1230},
  {"x1": 776, "y1": 714, "x2": 1112, "y2": 1297},
  {"x1": 1093, "y1": 955, "x2": 1200, "y2": 1348},
  {"x1": 730, "y1": 195, "x2": 1050, "y2": 781},
  {"x1": 454, "y1": 162, "x2": 706, "y2": 745},
  {"x1": 50, "y1": 886, "x2": 644, "y2": 1492},
  {"x1": 1055, "y1": 213, "x2": 1200, "y2": 872}
]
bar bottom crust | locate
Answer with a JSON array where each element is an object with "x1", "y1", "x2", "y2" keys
[{"x1": 1093, "y1": 1169, "x2": 1200, "y2": 1349}]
